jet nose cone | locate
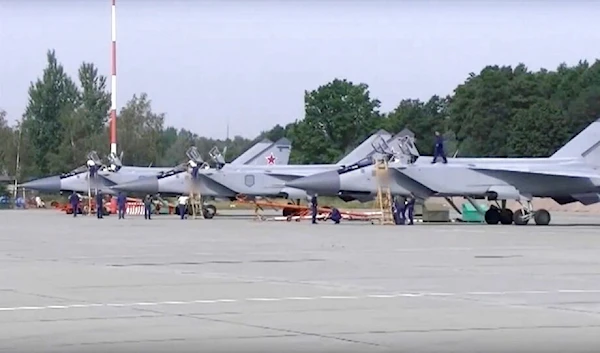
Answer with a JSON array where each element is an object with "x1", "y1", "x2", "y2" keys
[
  {"x1": 111, "y1": 177, "x2": 159, "y2": 194},
  {"x1": 285, "y1": 170, "x2": 341, "y2": 195},
  {"x1": 20, "y1": 175, "x2": 61, "y2": 192}
]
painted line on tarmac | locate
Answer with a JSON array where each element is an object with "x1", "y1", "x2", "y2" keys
[{"x1": 2, "y1": 289, "x2": 600, "y2": 313}]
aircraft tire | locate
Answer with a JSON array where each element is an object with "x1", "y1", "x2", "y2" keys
[
  {"x1": 513, "y1": 209, "x2": 529, "y2": 225},
  {"x1": 534, "y1": 209, "x2": 551, "y2": 225},
  {"x1": 499, "y1": 209, "x2": 513, "y2": 225},
  {"x1": 484, "y1": 208, "x2": 500, "y2": 225},
  {"x1": 203, "y1": 204, "x2": 217, "y2": 219}
]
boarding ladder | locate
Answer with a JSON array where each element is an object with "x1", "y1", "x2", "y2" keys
[
  {"x1": 188, "y1": 182, "x2": 204, "y2": 220},
  {"x1": 374, "y1": 158, "x2": 395, "y2": 225}
]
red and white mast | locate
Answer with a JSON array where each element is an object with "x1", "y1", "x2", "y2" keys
[{"x1": 110, "y1": 0, "x2": 117, "y2": 155}]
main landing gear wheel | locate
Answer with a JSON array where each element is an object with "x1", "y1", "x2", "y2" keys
[
  {"x1": 513, "y1": 209, "x2": 530, "y2": 225},
  {"x1": 202, "y1": 204, "x2": 217, "y2": 219},
  {"x1": 484, "y1": 206, "x2": 501, "y2": 224},
  {"x1": 533, "y1": 208, "x2": 551, "y2": 225},
  {"x1": 485, "y1": 206, "x2": 514, "y2": 225},
  {"x1": 499, "y1": 208, "x2": 513, "y2": 225}
]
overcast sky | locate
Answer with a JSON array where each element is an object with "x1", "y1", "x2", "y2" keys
[{"x1": 1, "y1": 0, "x2": 599, "y2": 139}]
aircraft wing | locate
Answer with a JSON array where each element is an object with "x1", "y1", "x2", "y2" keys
[
  {"x1": 193, "y1": 172, "x2": 239, "y2": 197},
  {"x1": 468, "y1": 165, "x2": 600, "y2": 180}
]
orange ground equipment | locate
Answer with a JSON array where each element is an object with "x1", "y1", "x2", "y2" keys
[{"x1": 233, "y1": 195, "x2": 381, "y2": 222}]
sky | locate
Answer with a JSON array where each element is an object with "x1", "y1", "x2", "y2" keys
[{"x1": 1, "y1": 0, "x2": 599, "y2": 139}]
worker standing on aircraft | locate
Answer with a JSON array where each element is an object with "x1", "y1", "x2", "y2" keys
[
  {"x1": 310, "y1": 193, "x2": 318, "y2": 224},
  {"x1": 117, "y1": 191, "x2": 127, "y2": 219},
  {"x1": 144, "y1": 194, "x2": 152, "y2": 220},
  {"x1": 96, "y1": 190, "x2": 104, "y2": 219},
  {"x1": 69, "y1": 191, "x2": 79, "y2": 217},
  {"x1": 405, "y1": 193, "x2": 416, "y2": 225},
  {"x1": 432, "y1": 131, "x2": 448, "y2": 164}
]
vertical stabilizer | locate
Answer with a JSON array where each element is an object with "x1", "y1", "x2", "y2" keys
[
  {"x1": 244, "y1": 137, "x2": 292, "y2": 165},
  {"x1": 551, "y1": 119, "x2": 600, "y2": 166},
  {"x1": 336, "y1": 130, "x2": 392, "y2": 166},
  {"x1": 230, "y1": 138, "x2": 273, "y2": 165}
]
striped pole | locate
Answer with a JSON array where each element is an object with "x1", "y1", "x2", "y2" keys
[
  {"x1": 110, "y1": 0, "x2": 118, "y2": 215},
  {"x1": 110, "y1": 0, "x2": 117, "y2": 156}
]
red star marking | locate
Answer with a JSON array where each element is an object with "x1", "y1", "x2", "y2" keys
[{"x1": 266, "y1": 153, "x2": 276, "y2": 165}]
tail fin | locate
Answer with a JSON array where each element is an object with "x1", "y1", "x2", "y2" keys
[
  {"x1": 230, "y1": 138, "x2": 273, "y2": 165},
  {"x1": 551, "y1": 119, "x2": 600, "y2": 166},
  {"x1": 243, "y1": 137, "x2": 292, "y2": 166},
  {"x1": 336, "y1": 129, "x2": 392, "y2": 165}
]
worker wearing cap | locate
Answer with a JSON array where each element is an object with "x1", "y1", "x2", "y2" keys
[
  {"x1": 117, "y1": 192, "x2": 127, "y2": 219},
  {"x1": 95, "y1": 190, "x2": 104, "y2": 219}
]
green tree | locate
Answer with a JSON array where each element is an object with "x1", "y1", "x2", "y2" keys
[
  {"x1": 117, "y1": 93, "x2": 165, "y2": 166},
  {"x1": 290, "y1": 79, "x2": 383, "y2": 163},
  {"x1": 0, "y1": 110, "x2": 14, "y2": 174},
  {"x1": 55, "y1": 63, "x2": 112, "y2": 169},
  {"x1": 385, "y1": 96, "x2": 451, "y2": 155},
  {"x1": 22, "y1": 50, "x2": 79, "y2": 175}
]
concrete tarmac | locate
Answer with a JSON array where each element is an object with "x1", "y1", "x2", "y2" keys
[{"x1": 2, "y1": 209, "x2": 600, "y2": 352}]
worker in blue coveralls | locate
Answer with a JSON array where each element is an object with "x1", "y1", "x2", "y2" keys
[
  {"x1": 95, "y1": 190, "x2": 104, "y2": 219},
  {"x1": 117, "y1": 191, "x2": 127, "y2": 219},
  {"x1": 329, "y1": 207, "x2": 341, "y2": 224},
  {"x1": 405, "y1": 193, "x2": 416, "y2": 225},
  {"x1": 144, "y1": 194, "x2": 152, "y2": 220},
  {"x1": 69, "y1": 191, "x2": 80, "y2": 217},
  {"x1": 432, "y1": 131, "x2": 448, "y2": 164},
  {"x1": 310, "y1": 193, "x2": 318, "y2": 224},
  {"x1": 392, "y1": 197, "x2": 404, "y2": 225}
]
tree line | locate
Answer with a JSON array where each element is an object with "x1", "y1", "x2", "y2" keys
[{"x1": 1, "y1": 50, "x2": 599, "y2": 181}]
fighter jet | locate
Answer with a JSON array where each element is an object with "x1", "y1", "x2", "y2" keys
[
  {"x1": 284, "y1": 119, "x2": 600, "y2": 226},
  {"x1": 108, "y1": 130, "x2": 404, "y2": 203},
  {"x1": 20, "y1": 138, "x2": 291, "y2": 195}
]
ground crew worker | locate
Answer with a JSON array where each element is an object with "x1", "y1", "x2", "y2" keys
[
  {"x1": 405, "y1": 193, "x2": 416, "y2": 225},
  {"x1": 69, "y1": 191, "x2": 79, "y2": 217},
  {"x1": 432, "y1": 131, "x2": 448, "y2": 164},
  {"x1": 392, "y1": 197, "x2": 401, "y2": 225},
  {"x1": 95, "y1": 190, "x2": 104, "y2": 219},
  {"x1": 177, "y1": 195, "x2": 188, "y2": 220},
  {"x1": 329, "y1": 207, "x2": 341, "y2": 224},
  {"x1": 117, "y1": 191, "x2": 127, "y2": 219},
  {"x1": 310, "y1": 193, "x2": 318, "y2": 224},
  {"x1": 144, "y1": 194, "x2": 152, "y2": 220}
]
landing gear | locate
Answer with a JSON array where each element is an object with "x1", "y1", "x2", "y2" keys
[
  {"x1": 499, "y1": 208, "x2": 513, "y2": 225},
  {"x1": 182, "y1": 203, "x2": 217, "y2": 219},
  {"x1": 202, "y1": 204, "x2": 217, "y2": 219},
  {"x1": 484, "y1": 205, "x2": 501, "y2": 224},
  {"x1": 513, "y1": 209, "x2": 529, "y2": 225},
  {"x1": 514, "y1": 200, "x2": 551, "y2": 226},
  {"x1": 484, "y1": 205, "x2": 514, "y2": 225},
  {"x1": 533, "y1": 208, "x2": 551, "y2": 226}
]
